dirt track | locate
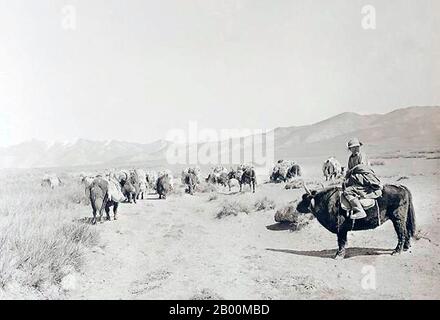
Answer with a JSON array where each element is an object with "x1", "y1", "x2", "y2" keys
[{"x1": 69, "y1": 169, "x2": 440, "y2": 300}]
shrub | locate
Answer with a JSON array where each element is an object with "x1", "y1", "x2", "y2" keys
[
  {"x1": 254, "y1": 197, "x2": 276, "y2": 211},
  {"x1": 216, "y1": 200, "x2": 251, "y2": 219},
  {"x1": 274, "y1": 202, "x2": 314, "y2": 231}
]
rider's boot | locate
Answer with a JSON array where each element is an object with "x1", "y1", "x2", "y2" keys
[{"x1": 349, "y1": 198, "x2": 367, "y2": 220}]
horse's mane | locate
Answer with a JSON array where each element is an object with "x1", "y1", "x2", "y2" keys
[{"x1": 315, "y1": 186, "x2": 342, "y2": 196}]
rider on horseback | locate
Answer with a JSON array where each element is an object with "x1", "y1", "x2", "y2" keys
[{"x1": 343, "y1": 138, "x2": 382, "y2": 219}]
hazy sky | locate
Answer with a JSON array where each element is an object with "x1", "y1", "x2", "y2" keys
[{"x1": 0, "y1": 0, "x2": 439, "y2": 146}]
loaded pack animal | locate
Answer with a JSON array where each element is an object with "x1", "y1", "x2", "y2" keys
[
  {"x1": 182, "y1": 169, "x2": 197, "y2": 195},
  {"x1": 296, "y1": 183, "x2": 416, "y2": 259},
  {"x1": 156, "y1": 173, "x2": 172, "y2": 199},
  {"x1": 206, "y1": 171, "x2": 230, "y2": 188},
  {"x1": 146, "y1": 171, "x2": 158, "y2": 191},
  {"x1": 287, "y1": 163, "x2": 302, "y2": 179},
  {"x1": 134, "y1": 169, "x2": 148, "y2": 200},
  {"x1": 41, "y1": 175, "x2": 63, "y2": 189},
  {"x1": 322, "y1": 157, "x2": 343, "y2": 181},
  {"x1": 87, "y1": 177, "x2": 125, "y2": 225},
  {"x1": 120, "y1": 173, "x2": 138, "y2": 204},
  {"x1": 239, "y1": 166, "x2": 257, "y2": 193},
  {"x1": 227, "y1": 169, "x2": 242, "y2": 192},
  {"x1": 270, "y1": 160, "x2": 301, "y2": 182},
  {"x1": 270, "y1": 167, "x2": 287, "y2": 183}
]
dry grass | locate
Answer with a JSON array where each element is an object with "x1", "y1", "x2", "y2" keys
[
  {"x1": 274, "y1": 202, "x2": 314, "y2": 230},
  {"x1": 254, "y1": 197, "x2": 276, "y2": 211},
  {"x1": 216, "y1": 200, "x2": 251, "y2": 219},
  {"x1": 0, "y1": 172, "x2": 98, "y2": 298},
  {"x1": 197, "y1": 182, "x2": 218, "y2": 193}
]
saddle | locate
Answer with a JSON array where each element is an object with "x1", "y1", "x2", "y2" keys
[
  {"x1": 339, "y1": 189, "x2": 382, "y2": 211},
  {"x1": 340, "y1": 194, "x2": 376, "y2": 211}
]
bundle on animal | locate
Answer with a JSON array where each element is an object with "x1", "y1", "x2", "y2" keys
[
  {"x1": 270, "y1": 160, "x2": 301, "y2": 183},
  {"x1": 156, "y1": 172, "x2": 173, "y2": 199},
  {"x1": 146, "y1": 170, "x2": 158, "y2": 190},
  {"x1": 181, "y1": 167, "x2": 200, "y2": 195},
  {"x1": 237, "y1": 164, "x2": 257, "y2": 193},
  {"x1": 205, "y1": 166, "x2": 230, "y2": 189},
  {"x1": 86, "y1": 176, "x2": 126, "y2": 224},
  {"x1": 132, "y1": 169, "x2": 147, "y2": 200}
]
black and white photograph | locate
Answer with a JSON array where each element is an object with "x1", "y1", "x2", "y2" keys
[{"x1": 0, "y1": 0, "x2": 439, "y2": 303}]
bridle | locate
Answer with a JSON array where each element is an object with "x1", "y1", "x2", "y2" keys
[{"x1": 302, "y1": 182, "x2": 338, "y2": 214}]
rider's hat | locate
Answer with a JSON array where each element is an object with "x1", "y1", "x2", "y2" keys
[{"x1": 347, "y1": 138, "x2": 363, "y2": 148}]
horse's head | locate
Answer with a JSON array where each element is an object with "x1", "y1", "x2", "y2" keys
[{"x1": 296, "y1": 183, "x2": 318, "y2": 213}]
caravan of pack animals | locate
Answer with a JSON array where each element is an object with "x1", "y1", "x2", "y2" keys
[
  {"x1": 39, "y1": 141, "x2": 418, "y2": 259},
  {"x1": 1, "y1": 137, "x2": 440, "y2": 300}
]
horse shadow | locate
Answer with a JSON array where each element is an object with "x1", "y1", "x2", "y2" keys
[
  {"x1": 266, "y1": 247, "x2": 394, "y2": 259},
  {"x1": 266, "y1": 222, "x2": 297, "y2": 231}
]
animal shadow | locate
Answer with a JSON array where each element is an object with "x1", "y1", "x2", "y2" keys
[
  {"x1": 266, "y1": 222, "x2": 296, "y2": 231},
  {"x1": 266, "y1": 247, "x2": 394, "y2": 259}
]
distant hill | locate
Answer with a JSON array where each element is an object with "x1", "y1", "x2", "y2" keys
[
  {"x1": 1, "y1": 106, "x2": 439, "y2": 169},
  {"x1": 0, "y1": 139, "x2": 170, "y2": 169},
  {"x1": 274, "y1": 106, "x2": 440, "y2": 159}
]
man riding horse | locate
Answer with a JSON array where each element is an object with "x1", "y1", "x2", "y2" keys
[{"x1": 343, "y1": 138, "x2": 382, "y2": 220}]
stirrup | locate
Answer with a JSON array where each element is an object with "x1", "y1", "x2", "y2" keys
[{"x1": 350, "y1": 210, "x2": 367, "y2": 220}]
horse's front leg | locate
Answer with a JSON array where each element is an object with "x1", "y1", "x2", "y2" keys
[{"x1": 335, "y1": 229, "x2": 348, "y2": 259}]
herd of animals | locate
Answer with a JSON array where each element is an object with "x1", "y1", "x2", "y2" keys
[{"x1": 39, "y1": 156, "x2": 416, "y2": 259}]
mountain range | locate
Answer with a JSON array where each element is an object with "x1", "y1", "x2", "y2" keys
[{"x1": 1, "y1": 106, "x2": 439, "y2": 169}]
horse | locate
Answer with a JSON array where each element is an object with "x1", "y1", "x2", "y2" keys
[
  {"x1": 322, "y1": 158, "x2": 342, "y2": 181},
  {"x1": 88, "y1": 177, "x2": 124, "y2": 225},
  {"x1": 240, "y1": 167, "x2": 257, "y2": 193},
  {"x1": 182, "y1": 171, "x2": 197, "y2": 195},
  {"x1": 296, "y1": 183, "x2": 416, "y2": 259},
  {"x1": 120, "y1": 178, "x2": 137, "y2": 203}
]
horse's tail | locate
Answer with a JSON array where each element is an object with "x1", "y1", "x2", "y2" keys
[{"x1": 400, "y1": 185, "x2": 416, "y2": 238}]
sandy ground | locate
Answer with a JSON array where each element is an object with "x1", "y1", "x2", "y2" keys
[{"x1": 69, "y1": 158, "x2": 440, "y2": 300}]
